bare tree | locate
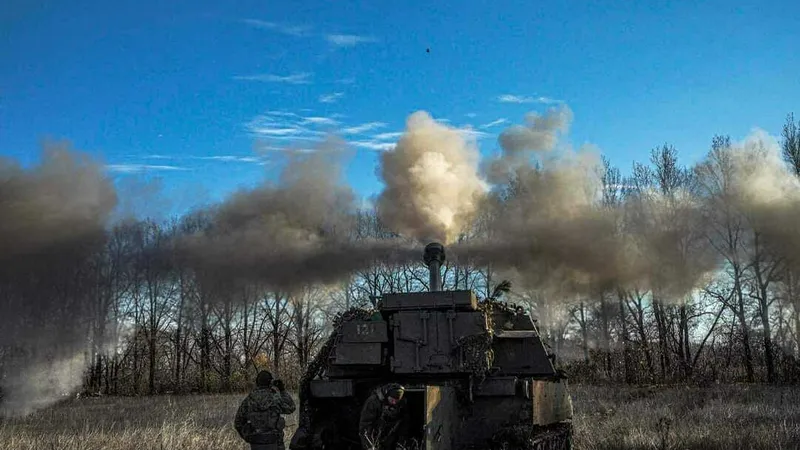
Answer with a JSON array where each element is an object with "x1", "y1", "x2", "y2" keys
[
  {"x1": 570, "y1": 301, "x2": 591, "y2": 363},
  {"x1": 262, "y1": 290, "x2": 292, "y2": 373},
  {"x1": 749, "y1": 229, "x2": 782, "y2": 383},
  {"x1": 85, "y1": 221, "x2": 137, "y2": 393},
  {"x1": 288, "y1": 287, "x2": 330, "y2": 370},
  {"x1": 695, "y1": 135, "x2": 756, "y2": 381},
  {"x1": 209, "y1": 282, "x2": 237, "y2": 392},
  {"x1": 133, "y1": 219, "x2": 179, "y2": 394},
  {"x1": 782, "y1": 113, "x2": 800, "y2": 174},
  {"x1": 781, "y1": 113, "x2": 800, "y2": 357},
  {"x1": 599, "y1": 156, "x2": 625, "y2": 380}
]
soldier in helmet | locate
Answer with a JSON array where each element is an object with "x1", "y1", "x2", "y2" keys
[
  {"x1": 358, "y1": 383, "x2": 410, "y2": 449},
  {"x1": 235, "y1": 370, "x2": 296, "y2": 450}
]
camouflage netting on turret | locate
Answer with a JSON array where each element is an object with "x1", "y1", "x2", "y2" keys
[
  {"x1": 479, "y1": 297, "x2": 529, "y2": 324},
  {"x1": 454, "y1": 333, "x2": 494, "y2": 381},
  {"x1": 296, "y1": 307, "x2": 376, "y2": 429},
  {"x1": 453, "y1": 298, "x2": 532, "y2": 381}
]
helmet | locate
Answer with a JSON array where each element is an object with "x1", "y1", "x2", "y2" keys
[
  {"x1": 383, "y1": 383, "x2": 405, "y2": 401},
  {"x1": 256, "y1": 370, "x2": 273, "y2": 387}
]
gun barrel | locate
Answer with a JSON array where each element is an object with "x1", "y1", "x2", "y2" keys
[{"x1": 423, "y1": 242, "x2": 445, "y2": 292}]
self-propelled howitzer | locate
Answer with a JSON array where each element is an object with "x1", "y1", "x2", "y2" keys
[{"x1": 289, "y1": 242, "x2": 573, "y2": 450}]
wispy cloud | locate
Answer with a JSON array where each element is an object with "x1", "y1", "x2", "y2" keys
[
  {"x1": 497, "y1": 94, "x2": 561, "y2": 104},
  {"x1": 234, "y1": 72, "x2": 312, "y2": 84},
  {"x1": 336, "y1": 77, "x2": 356, "y2": 85},
  {"x1": 301, "y1": 116, "x2": 340, "y2": 126},
  {"x1": 246, "y1": 111, "x2": 334, "y2": 142},
  {"x1": 264, "y1": 111, "x2": 301, "y2": 118},
  {"x1": 241, "y1": 19, "x2": 312, "y2": 37},
  {"x1": 346, "y1": 128, "x2": 404, "y2": 151},
  {"x1": 326, "y1": 34, "x2": 378, "y2": 47},
  {"x1": 465, "y1": 113, "x2": 477, "y2": 118},
  {"x1": 196, "y1": 156, "x2": 262, "y2": 163},
  {"x1": 106, "y1": 164, "x2": 188, "y2": 173},
  {"x1": 341, "y1": 122, "x2": 387, "y2": 135},
  {"x1": 480, "y1": 118, "x2": 508, "y2": 129},
  {"x1": 251, "y1": 127, "x2": 307, "y2": 136},
  {"x1": 142, "y1": 154, "x2": 266, "y2": 165},
  {"x1": 372, "y1": 132, "x2": 403, "y2": 140},
  {"x1": 351, "y1": 140, "x2": 396, "y2": 151},
  {"x1": 254, "y1": 143, "x2": 318, "y2": 155},
  {"x1": 243, "y1": 111, "x2": 421, "y2": 153},
  {"x1": 458, "y1": 128, "x2": 491, "y2": 140},
  {"x1": 536, "y1": 96, "x2": 561, "y2": 104},
  {"x1": 319, "y1": 92, "x2": 344, "y2": 103},
  {"x1": 243, "y1": 18, "x2": 378, "y2": 51}
]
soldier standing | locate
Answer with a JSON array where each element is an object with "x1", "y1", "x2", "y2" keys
[
  {"x1": 235, "y1": 370, "x2": 296, "y2": 450},
  {"x1": 358, "y1": 383, "x2": 409, "y2": 450}
]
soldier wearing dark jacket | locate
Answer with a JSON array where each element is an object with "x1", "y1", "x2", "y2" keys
[
  {"x1": 235, "y1": 370, "x2": 296, "y2": 450},
  {"x1": 358, "y1": 383, "x2": 409, "y2": 450}
]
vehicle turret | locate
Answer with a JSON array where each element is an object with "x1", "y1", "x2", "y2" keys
[{"x1": 290, "y1": 242, "x2": 573, "y2": 450}]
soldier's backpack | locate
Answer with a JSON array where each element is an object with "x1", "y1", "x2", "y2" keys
[{"x1": 239, "y1": 389, "x2": 286, "y2": 445}]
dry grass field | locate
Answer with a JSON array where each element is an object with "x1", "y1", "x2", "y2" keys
[
  {"x1": 570, "y1": 384, "x2": 800, "y2": 450},
  {"x1": 1, "y1": 384, "x2": 799, "y2": 449}
]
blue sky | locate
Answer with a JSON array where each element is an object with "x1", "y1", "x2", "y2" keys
[{"x1": 2, "y1": 0, "x2": 798, "y2": 215}]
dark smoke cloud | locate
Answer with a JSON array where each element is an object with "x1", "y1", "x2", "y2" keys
[
  {"x1": 453, "y1": 147, "x2": 634, "y2": 296},
  {"x1": 497, "y1": 105, "x2": 573, "y2": 156},
  {"x1": 0, "y1": 142, "x2": 117, "y2": 417},
  {"x1": 452, "y1": 105, "x2": 721, "y2": 300},
  {"x1": 457, "y1": 121, "x2": 798, "y2": 302},
  {"x1": 487, "y1": 105, "x2": 573, "y2": 183},
  {"x1": 0, "y1": 142, "x2": 116, "y2": 258},
  {"x1": 620, "y1": 185, "x2": 719, "y2": 300},
  {"x1": 176, "y1": 138, "x2": 418, "y2": 290}
]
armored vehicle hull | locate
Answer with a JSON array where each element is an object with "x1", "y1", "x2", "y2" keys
[{"x1": 290, "y1": 243, "x2": 573, "y2": 450}]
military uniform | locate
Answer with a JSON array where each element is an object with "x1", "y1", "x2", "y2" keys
[
  {"x1": 358, "y1": 384, "x2": 409, "y2": 450},
  {"x1": 235, "y1": 371, "x2": 296, "y2": 450}
]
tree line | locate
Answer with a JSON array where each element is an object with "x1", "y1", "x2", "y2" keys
[{"x1": 2, "y1": 114, "x2": 800, "y2": 398}]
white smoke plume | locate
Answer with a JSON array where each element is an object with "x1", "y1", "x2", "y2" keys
[
  {"x1": 1, "y1": 352, "x2": 89, "y2": 417},
  {"x1": 376, "y1": 111, "x2": 489, "y2": 244}
]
